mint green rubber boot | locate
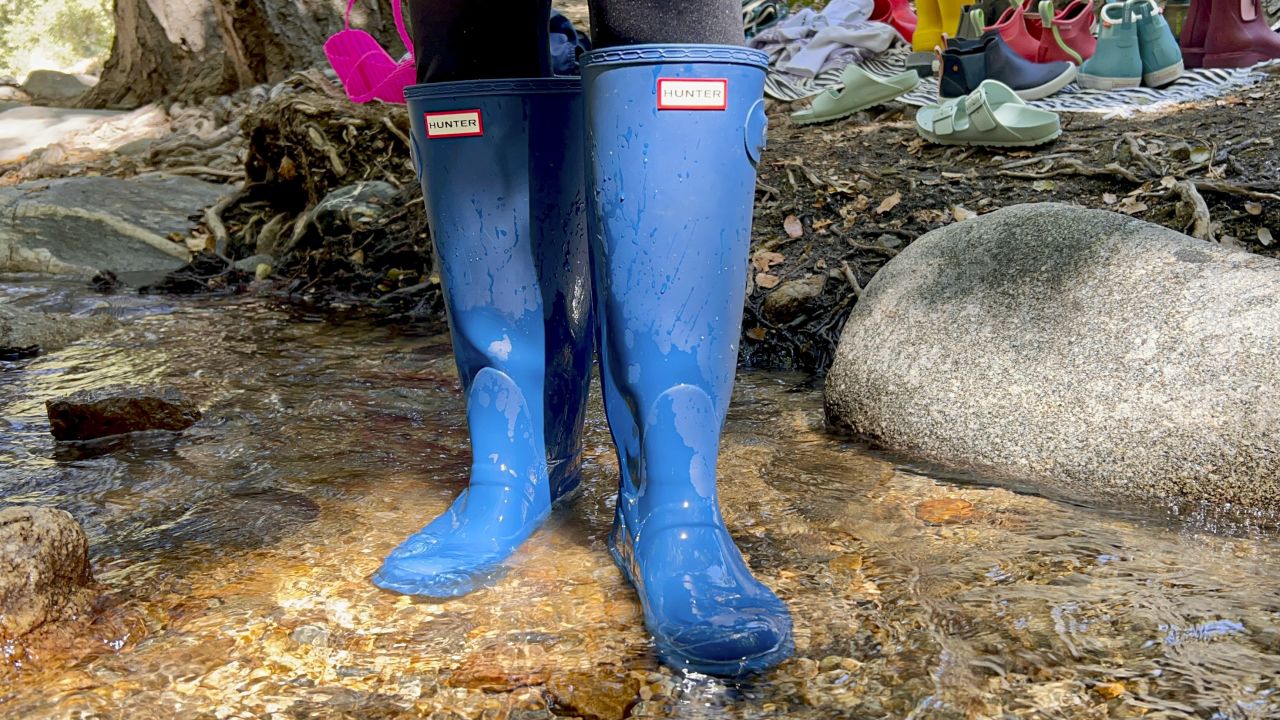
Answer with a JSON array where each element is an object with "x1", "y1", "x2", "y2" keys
[
  {"x1": 1131, "y1": 0, "x2": 1184, "y2": 87},
  {"x1": 1079, "y1": 2, "x2": 1142, "y2": 89}
]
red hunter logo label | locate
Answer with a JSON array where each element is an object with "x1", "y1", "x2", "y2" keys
[
  {"x1": 657, "y1": 79, "x2": 729, "y2": 110},
  {"x1": 425, "y1": 109, "x2": 484, "y2": 138}
]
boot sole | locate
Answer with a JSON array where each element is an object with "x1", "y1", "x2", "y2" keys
[
  {"x1": 1016, "y1": 64, "x2": 1079, "y2": 101},
  {"x1": 918, "y1": 127, "x2": 1062, "y2": 147},
  {"x1": 1143, "y1": 61, "x2": 1185, "y2": 87},
  {"x1": 606, "y1": 514, "x2": 794, "y2": 677},
  {"x1": 1204, "y1": 51, "x2": 1276, "y2": 68},
  {"x1": 1078, "y1": 72, "x2": 1142, "y2": 90}
]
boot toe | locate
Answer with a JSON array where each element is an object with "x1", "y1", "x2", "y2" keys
[
  {"x1": 653, "y1": 606, "x2": 795, "y2": 676},
  {"x1": 373, "y1": 547, "x2": 505, "y2": 598}
]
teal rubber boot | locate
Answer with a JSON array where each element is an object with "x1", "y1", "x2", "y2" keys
[
  {"x1": 1131, "y1": 0, "x2": 1184, "y2": 87},
  {"x1": 1079, "y1": 2, "x2": 1142, "y2": 89}
]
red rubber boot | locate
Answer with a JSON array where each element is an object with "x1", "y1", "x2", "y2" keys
[
  {"x1": 1180, "y1": 0, "x2": 1213, "y2": 67},
  {"x1": 873, "y1": 0, "x2": 919, "y2": 41},
  {"x1": 1203, "y1": 0, "x2": 1280, "y2": 67}
]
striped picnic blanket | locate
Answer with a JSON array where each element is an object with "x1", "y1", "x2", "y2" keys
[{"x1": 767, "y1": 43, "x2": 1280, "y2": 114}]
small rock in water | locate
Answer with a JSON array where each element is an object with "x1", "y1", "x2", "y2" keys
[
  {"x1": 915, "y1": 498, "x2": 974, "y2": 524},
  {"x1": 46, "y1": 386, "x2": 201, "y2": 440},
  {"x1": 290, "y1": 624, "x2": 330, "y2": 647},
  {"x1": 546, "y1": 671, "x2": 641, "y2": 720},
  {"x1": 0, "y1": 506, "x2": 97, "y2": 640},
  {"x1": 1093, "y1": 681, "x2": 1126, "y2": 699}
]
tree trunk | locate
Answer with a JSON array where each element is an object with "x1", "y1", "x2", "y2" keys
[{"x1": 79, "y1": 0, "x2": 406, "y2": 109}]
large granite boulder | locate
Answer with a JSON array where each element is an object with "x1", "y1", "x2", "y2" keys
[
  {"x1": 20, "y1": 70, "x2": 93, "y2": 106},
  {"x1": 825, "y1": 203, "x2": 1280, "y2": 518},
  {"x1": 0, "y1": 175, "x2": 222, "y2": 277},
  {"x1": 0, "y1": 507, "x2": 96, "y2": 640}
]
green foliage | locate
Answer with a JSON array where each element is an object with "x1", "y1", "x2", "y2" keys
[{"x1": 0, "y1": 0, "x2": 114, "y2": 80}]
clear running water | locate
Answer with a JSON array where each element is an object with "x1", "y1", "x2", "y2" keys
[{"x1": 2, "y1": 279, "x2": 1278, "y2": 719}]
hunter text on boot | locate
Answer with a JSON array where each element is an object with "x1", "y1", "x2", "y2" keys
[
  {"x1": 425, "y1": 110, "x2": 485, "y2": 138},
  {"x1": 657, "y1": 79, "x2": 729, "y2": 110}
]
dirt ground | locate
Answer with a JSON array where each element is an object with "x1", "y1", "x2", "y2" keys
[{"x1": 741, "y1": 72, "x2": 1280, "y2": 371}]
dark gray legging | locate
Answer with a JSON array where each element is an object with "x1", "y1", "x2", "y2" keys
[{"x1": 410, "y1": 0, "x2": 742, "y2": 83}]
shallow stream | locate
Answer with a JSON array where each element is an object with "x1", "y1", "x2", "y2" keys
[{"x1": 2, "y1": 279, "x2": 1278, "y2": 719}]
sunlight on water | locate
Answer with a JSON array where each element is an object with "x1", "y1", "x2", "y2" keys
[{"x1": 1, "y1": 280, "x2": 1278, "y2": 718}]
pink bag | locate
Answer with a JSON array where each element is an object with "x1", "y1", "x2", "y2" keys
[{"x1": 324, "y1": 0, "x2": 416, "y2": 104}]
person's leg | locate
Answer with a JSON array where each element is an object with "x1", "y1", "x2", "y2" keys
[
  {"x1": 581, "y1": 0, "x2": 795, "y2": 676},
  {"x1": 376, "y1": 2, "x2": 593, "y2": 597},
  {"x1": 409, "y1": 0, "x2": 552, "y2": 82},
  {"x1": 587, "y1": 0, "x2": 742, "y2": 46}
]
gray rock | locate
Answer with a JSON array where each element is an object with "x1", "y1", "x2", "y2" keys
[
  {"x1": 0, "y1": 507, "x2": 96, "y2": 639},
  {"x1": 0, "y1": 304, "x2": 115, "y2": 356},
  {"x1": 21, "y1": 70, "x2": 93, "y2": 105},
  {"x1": 0, "y1": 85, "x2": 31, "y2": 103},
  {"x1": 824, "y1": 203, "x2": 1280, "y2": 518},
  {"x1": 46, "y1": 386, "x2": 202, "y2": 441},
  {"x1": 0, "y1": 174, "x2": 224, "y2": 277},
  {"x1": 762, "y1": 274, "x2": 828, "y2": 324},
  {"x1": 233, "y1": 254, "x2": 274, "y2": 273}
]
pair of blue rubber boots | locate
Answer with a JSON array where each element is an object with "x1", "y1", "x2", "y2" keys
[{"x1": 372, "y1": 45, "x2": 793, "y2": 677}]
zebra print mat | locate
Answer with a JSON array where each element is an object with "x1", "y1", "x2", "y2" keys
[{"x1": 767, "y1": 45, "x2": 1279, "y2": 114}]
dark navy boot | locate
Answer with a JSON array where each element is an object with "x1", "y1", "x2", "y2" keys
[
  {"x1": 582, "y1": 45, "x2": 794, "y2": 676},
  {"x1": 373, "y1": 78, "x2": 594, "y2": 598}
]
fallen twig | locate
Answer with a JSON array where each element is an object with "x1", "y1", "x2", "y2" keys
[
  {"x1": 204, "y1": 185, "x2": 245, "y2": 256},
  {"x1": 841, "y1": 260, "x2": 863, "y2": 298},
  {"x1": 1172, "y1": 179, "x2": 1214, "y2": 241}
]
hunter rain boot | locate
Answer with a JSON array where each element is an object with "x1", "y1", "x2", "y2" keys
[
  {"x1": 374, "y1": 78, "x2": 594, "y2": 598},
  {"x1": 582, "y1": 44, "x2": 795, "y2": 676}
]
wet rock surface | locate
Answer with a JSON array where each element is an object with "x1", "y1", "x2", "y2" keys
[
  {"x1": 0, "y1": 303, "x2": 114, "y2": 356},
  {"x1": 46, "y1": 386, "x2": 202, "y2": 440},
  {"x1": 0, "y1": 507, "x2": 96, "y2": 639},
  {"x1": 0, "y1": 174, "x2": 220, "y2": 276},
  {"x1": 825, "y1": 203, "x2": 1280, "y2": 520}
]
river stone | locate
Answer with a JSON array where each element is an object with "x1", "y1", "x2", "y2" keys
[
  {"x1": 0, "y1": 304, "x2": 115, "y2": 357},
  {"x1": 824, "y1": 203, "x2": 1280, "y2": 517},
  {"x1": 21, "y1": 70, "x2": 93, "y2": 105},
  {"x1": 46, "y1": 386, "x2": 202, "y2": 440},
  {"x1": 762, "y1": 274, "x2": 828, "y2": 323},
  {"x1": 0, "y1": 507, "x2": 96, "y2": 639},
  {"x1": 0, "y1": 174, "x2": 221, "y2": 277}
]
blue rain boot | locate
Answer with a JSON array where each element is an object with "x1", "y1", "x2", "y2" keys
[
  {"x1": 373, "y1": 78, "x2": 594, "y2": 598},
  {"x1": 582, "y1": 45, "x2": 794, "y2": 676}
]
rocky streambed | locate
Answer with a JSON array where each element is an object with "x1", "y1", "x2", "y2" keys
[{"x1": 2, "y1": 278, "x2": 1279, "y2": 718}]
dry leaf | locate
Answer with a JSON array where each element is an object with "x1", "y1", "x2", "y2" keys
[
  {"x1": 876, "y1": 191, "x2": 902, "y2": 215},
  {"x1": 783, "y1": 215, "x2": 803, "y2": 238},
  {"x1": 755, "y1": 272, "x2": 781, "y2": 289},
  {"x1": 750, "y1": 251, "x2": 785, "y2": 272},
  {"x1": 1246, "y1": 201, "x2": 1263, "y2": 215},
  {"x1": 350, "y1": 248, "x2": 365, "y2": 265},
  {"x1": 1102, "y1": 193, "x2": 1118, "y2": 205},
  {"x1": 1117, "y1": 198, "x2": 1148, "y2": 215},
  {"x1": 1189, "y1": 146, "x2": 1211, "y2": 164},
  {"x1": 941, "y1": 171, "x2": 967, "y2": 180},
  {"x1": 812, "y1": 218, "x2": 834, "y2": 232},
  {"x1": 1031, "y1": 180, "x2": 1056, "y2": 192},
  {"x1": 745, "y1": 327, "x2": 767, "y2": 341},
  {"x1": 852, "y1": 194, "x2": 871, "y2": 211},
  {"x1": 1259, "y1": 228, "x2": 1274, "y2": 247},
  {"x1": 951, "y1": 205, "x2": 977, "y2": 222},
  {"x1": 1160, "y1": 175, "x2": 1178, "y2": 189}
]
